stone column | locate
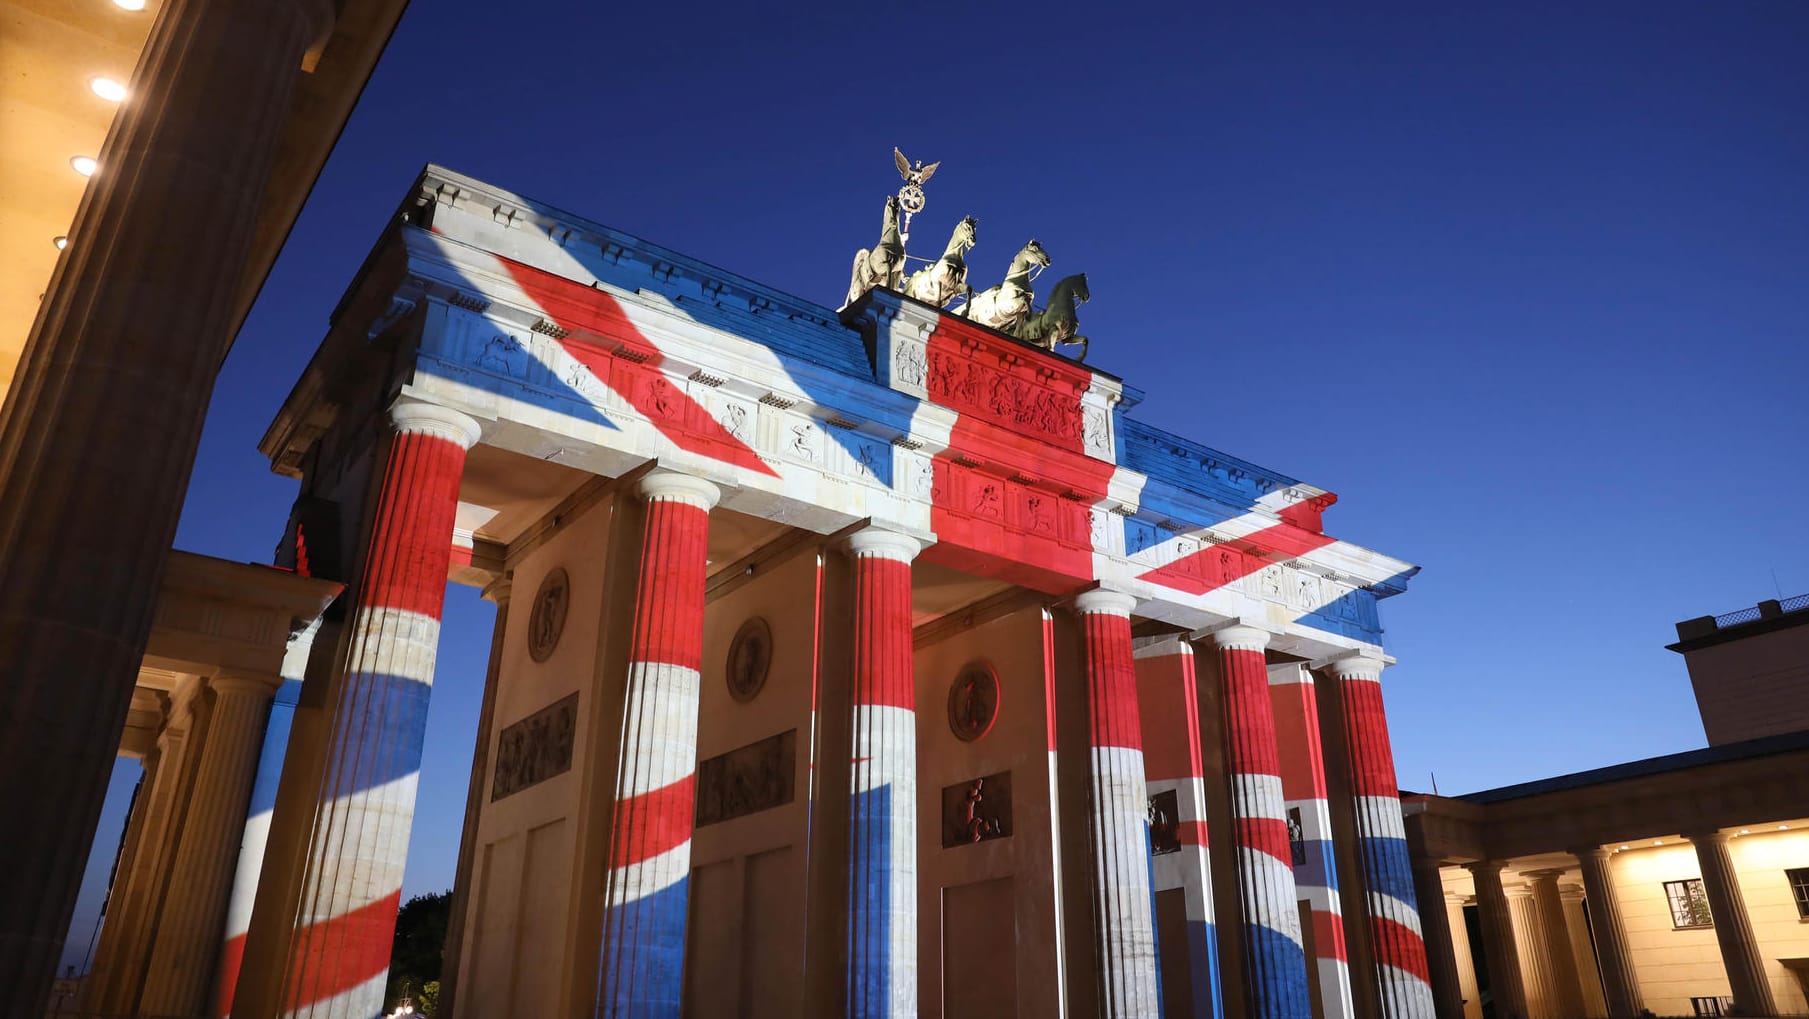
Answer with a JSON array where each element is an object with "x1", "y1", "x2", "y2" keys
[
  {"x1": 844, "y1": 528, "x2": 922, "y2": 1019},
  {"x1": 1573, "y1": 847, "x2": 1642, "y2": 1018},
  {"x1": 84, "y1": 690, "x2": 197, "y2": 1015},
  {"x1": 1210, "y1": 625, "x2": 1311, "y2": 1018},
  {"x1": 597, "y1": 471, "x2": 720, "y2": 1018},
  {"x1": 1463, "y1": 862, "x2": 1527, "y2": 1019},
  {"x1": 0, "y1": 0, "x2": 335, "y2": 1007},
  {"x1": 1077, "y1": 589, "x2": 1160, "y2": 1016},
  {"x1": 1525, "y1": 870, "x2": 1585, "y2": 1019},
  {"x1": 1327, "y1": 653, "x2": 1436, "y2": 1019},
  {"x1": 439, "y1": 575, "x2": 511, "y2": 1019},
  {"x1": 140, "y1": 673, "x2": 280, "y2": 1015},
  {"x1": 1446, "y1": 896, "x2": 1482, "y2": 1019},
  {"x1": 1411, "y1": 859, "x2": 1466, "y2": 1019},
  {"x1": 1558, "y1": 884, "x2": 1607, "y2": 1018},
  {"x1": 1506, "y1": 883, "x2": 1554, "y2": 1019},
  {"x1": 1686, "y1": 830, "x2": 1777, "y2": 1016},
  {"x1": 278, "y1": 402, "x2": 480, "y2": 1017}
]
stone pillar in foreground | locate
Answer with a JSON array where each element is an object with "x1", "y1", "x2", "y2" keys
[
  {"x1": 140, "y1": 673, "x2": 280, "y2": 1016},
  {"x1": 1464, "y1": 862, "x2": 1527, "y2": 1019},
  {"x1": 1686, "y1": 830, "x2": 1777, "y2": 1017},
  {"x1": 1409, "y1": 857, "x2": 1465, "y2": 1019},
  {"x1": 1446, "y1": 896, "x2": 1481, "y2": 1019},
  {"x1": 1210, "y1": 625, "x2": 1311, "y2": 1018},
  {"x1": 1327, "y1": 653, "x2": 1436, "y2": 1019},
  {"x1": 1270, "y1": 662, "x2": 1354, "y2": 1019},
  {"x1": 1506, "y1": 883, "x2": 1554, "y2": 1018},
  {"x1": 844, "y1": 528, "x2": 922, "y2": 1019},
  {"x1": 438, "y1": 575, "x2": 511, "y2": 1019},
  {"x1": 1573, "y1": 847, "x2": 1642, "y2": 1018},
  {"x1": 1525, "y1": 870, "x2": 1585, "y2": 1019},
  {"x1": 1558, "y1": 883, "x2": 1607, "y2": 1017},
  {"x1": 597, "y1": 471, "x2": 719, "y2": 1018},
  {"x1": 278, "y1": 402, "x2": 480, "y2": 1017},
  {"x1": 0, "y1": 0, "x2": 333, "y2": 1007},
  {"x1": 1077, "y1": 589, "x2": 1160, "y2": 1016}
]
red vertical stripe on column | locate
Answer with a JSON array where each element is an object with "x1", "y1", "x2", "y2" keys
[
  {"x1": 1083, "y1": 611, "x2": 1142, "y2": 751},
  {"x1": 1221, "y1": 647, "x2": 1281, "y2": 780},
  {"x1": 360, "y1": 431, "x2": 468, "y2": 621},
  {"x1": 853, "y1": 555, "x2": 914, "y2": 710},
  {"x1": 1340, "y1": 678, "x2": 1399, "y2": 799},
  {"x1": 628, "y1": 499, "x2": 710, "y2": 670}
]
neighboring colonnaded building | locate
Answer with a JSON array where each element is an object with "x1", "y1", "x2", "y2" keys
[
  {"x1": 1407, "y1": 595, "x2": 1809, "y2": 1019},
  {"x1": 85, "y1": 166, "x2": 1442, "y2": 1019}
]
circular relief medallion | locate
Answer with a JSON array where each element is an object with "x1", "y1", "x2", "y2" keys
[
  {"x1": 527, "y1": 567, "x2": 569, "y2": 663},
  {"x1": 947, "y1": 662, "x2": 1000, "y2": 742},
  {"x1": 726, "y1": 616, "x2": 773, "y2": 703}
]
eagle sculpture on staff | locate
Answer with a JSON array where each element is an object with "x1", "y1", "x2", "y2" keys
[{"x1": 894, "y1": 147, "x2": 939, "y2": 187}]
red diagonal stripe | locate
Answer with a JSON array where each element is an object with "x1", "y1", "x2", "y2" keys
[
  {"x1": 495, "y1": 255, "x2": 778, "y2": 478},
  {"x1": 1237, "y1": 815, "x2": 1294, "y2": 863},
  {"x1": 610, "y1": 775, "x2": 696, "y2": 869},
  {"x1": 1138, "y1": 507, "x2": 1337, "y2": 597},
  {"x1": 1370, "y1": 916, "x2": 1431, "y2": 982},
  {"x1": 283, "y1": 891, "x2": 402, "y2": 1010}
]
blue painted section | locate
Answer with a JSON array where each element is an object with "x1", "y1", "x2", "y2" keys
[
  {"x1": 1359, "y1": 835, "x2": 1420, "y2": 913},
  {"x1": 245, "y1": 679, "x2": 301, "y2": 816},
  {"x1": 1243, "y1": 923, "x2": 1313, "y2": 1019},
  {"x1": 597, "y1": 874, "x2": 689, "y2": 1018},
  {"x1": 1186, "y1": 920, "x2": 1223, "y2": 1019},
  {"x1": 328, "y1": 671, "x2": 432, "y2": 799},
  {"x1": 846, "y1": 782, "x2": 893, "y2": 1017},
  {"x1": 1120, "y1": 419, "x2": 1299, "y2": 506},
  {"x1": 1292, "y1": 837, "x2": 1340, "y2": 893}
]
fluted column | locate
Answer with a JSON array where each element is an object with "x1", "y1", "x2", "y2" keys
[
  {"x1": 1211, "y1": 624, "x2": 1311, "y2": 1018},
  {"x1": 1507, "y1": 883, "x2": 1556, "y2": 1019},
  {"x1": 1411, "y1": 859, "x2": 1466, "y2": 1019},
  {"x1": 1078, "y1": 589, "x2": 1160, "y2": 1016},
  {"x1": 439, "y1": 575, "x2": 511, "y2": 1019},
  {"x1": 1327, "y1": 653, "x2": 1436, "y2": 1019},
  {"x1": 1446, "y1": 896, "x2": 1482, "y2": 1019},
  {"x1": 1525, "y1": 871, "x2": 1585, "y2": 1019},
  {"x1": 279, "y1": 402, "x2": 481, "y2": 1017},
  {"x1": 1686, "y1": 830, "x2": 1777, "y2": 1016},
  {"x1": 1573, "y1": 847, "x2": 1642, "y2": 1018},
  {"x1": 1558, "y1": 884, "x2": 1607, "y2": 1018},
  {"x1": 1464, "y1": 862, "x2": 1527, "y2": 1019},
  {"x1": 0, "y1": 0, "x2": 335, "y2": 1007},
  {"x1": 844, "y1": 528, "x2": 922, "y2": 1019},
  {"x1": 598, "y1": 471, "x2": 720, "y2": 1018},
  {"x1": 140, "y1": 673, "x2": 281, "y2": 1015}
]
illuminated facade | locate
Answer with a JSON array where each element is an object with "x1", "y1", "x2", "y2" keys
[
  {"x1": 1407, "y1": 595, "x2": 1809, "y2": 1018},
  {"x1": 200, "y1": 165, "x2": 1439, "y2": 1017}
]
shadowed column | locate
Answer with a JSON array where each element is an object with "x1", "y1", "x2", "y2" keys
[
  {"x1": 1327, "y1": 653, "x2": 1435, "y2": 1019},
  {"x1": 1572, "y1": 847, "x2": 1642, "y2": 1018},
  {"x1": 278, "y1": 402, "x2": 480, "y2": 1017},
  {"x1": 0, "y1": 0, "x2": 334, "y2": 1007},
  {"x1": 1078, "y1": 589, "x2": 1161, "y2": 1016},
  {"x1": 1525, "y1": 870, "x2": 1585, "y2": 1018},
  {"x1": 844, "y1": 528, "x2": 922, "y2": 1019},
  {"x1": 597, "y1": 471, "x2": 719, "y2": 1018},
  {"x1": 1464, "y1": 862, "x2": 1527, "y2": 1019},
  {"x1": 1210, "y1": 624, "x2": 1312, "y2": 1019},
  {"x1": 1507, "y1": 883, "x2": 1555, "y2": 1019},
  {"x1": 1558, "y1": 883, "x2": 1607, "y2": 1017},
  {"x1": 1686, "y1": 830, "x2": 1777, "y2": 1017},
  {"x1": 1409, "y1": 858, "x2": 1465, "y2": 1019}
]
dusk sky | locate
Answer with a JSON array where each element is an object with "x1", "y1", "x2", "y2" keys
[{"x1": 65, "y1": 0, "x2": 1809, "y2": 970}]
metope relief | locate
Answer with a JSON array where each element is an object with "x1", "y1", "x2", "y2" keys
[
  {"x1": 491, "y1": 691, "x2": 579, "y2": 801},
  {"x1": 527, "y1": 567, "x2": 569, "y2": 663},
  {"x1": 941, "y1": 772, "x2": 1012, "y2": 847},
  {"x1": 725, "y1": 616, "x2": 773, "y2": 703},
  {"x1": 947, "y1": 662, "x2": 1000, "y2": 742},
  {"x1": 695, "y1": 729, "x2": 796, "y2": 827}
]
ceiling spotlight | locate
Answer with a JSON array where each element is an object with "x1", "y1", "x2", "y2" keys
[
  {"x1": 53, "y1": 236, "x2": 67, "y2": 250},
  {"x1": 89, "y1": 77, "x2": 128, "y2": 102},
  {"x1": 1740, "y1": 829, "x2": 1750, "y2": 835},
  {"x1": 1620, "y1": 844, "x2": 1630, "y2": 851},
  {"x1": 70, "y1": 155, "x2": 97, "y2": 177},
  {"x1": 112, "y1": 0, "x2": 147, "y2": 10},
  {"x1": 1652, "y1": 840, "x2": 1662, "y2": 846},
  {"x1": 1782, "y1": 825, "x2": 1791, "y2": 831}
]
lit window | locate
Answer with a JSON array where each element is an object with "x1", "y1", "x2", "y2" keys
[
  {"x1": 1665, "y1": 879, "x2": 1714, "y2": 929},
  {"x1": 1788, "y1": 867, "x2": 1809, "y2": 920},
  {"x1": 1691, "y1": 996, "x2": 1734, "y2": 1016}
]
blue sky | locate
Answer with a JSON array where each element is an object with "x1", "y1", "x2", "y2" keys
[{"x1": 64, "y1": 0, "x2": 1809, "y2": 972}]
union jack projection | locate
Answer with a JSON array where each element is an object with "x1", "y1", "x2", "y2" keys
[{"x1": 241, "y1": 165, "x2": 1432, "y2": 1018}]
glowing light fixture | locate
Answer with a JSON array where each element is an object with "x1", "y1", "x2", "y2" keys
[
  {"x1": 1620, "y1": 844, "x2": 1630, "y2": 851},
  {"x1": 53, "y1": 236, "x2": 68, "y2": 250},
  {"x1": 1782, "y1": 824, "x2": 1791, "y2": 831},
  {"x1": 112, "y1": 0, "x2": 147, "y2": 10},
  {"x1": 1652, "y1": 840, "x2": 1662, "y2": 846},
  {"x1": 70, "y1": 156, "x2": 97, "y2": 177},
  {"x1": 89, "y1": 76, "x2": 128, "y2": 102}
]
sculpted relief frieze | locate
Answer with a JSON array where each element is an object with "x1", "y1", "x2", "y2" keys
[{"x1": 925, "y1": 346, "x2": 1086, "y2": 449}]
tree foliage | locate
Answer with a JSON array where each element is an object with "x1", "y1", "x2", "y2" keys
[{"x1": 386, "y1": 891, "x2": 452, "y2": 1013}]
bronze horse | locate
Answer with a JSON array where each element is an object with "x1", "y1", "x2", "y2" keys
[
  {"x1": 1016, "y1": 273, "x2": 1089, "y2": 362},
  {"x1": 846, "y1": 195, "x2": 906, "y2": 306}
]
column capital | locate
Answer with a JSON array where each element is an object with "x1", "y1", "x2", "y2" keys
[
  {"x1": 208, "y1": 672, "x2": 281, "y2": 699},
  {"x1": 1073, "y1": 588, "x2": 1137, "y2": 617},
  {"x1": 1196, "y1": 620, "x2": 1271, "y2": 652},
  {"x1": 1318, "y1": 649, "x2": 1387, "y2": 681},
  {"x1": 1571, "y1": 844, "x2": 1614, "y2": 863},
  {"x1": 481, "y1": 573, "x2": 514, "y2": 606},
  {"x1": 1463, "y1": 859, "x2": 1509, "y2": 878},
  {"x1": 1523, "y1": 867, "x2": 1572, "y2": 884},
  {"x1": 1558, "y1": 883, "x2": 1587, "y2": 905},
  {"x1": 636, "y1": 469, "x2": 721, "y2": 510},
  {"x1": 843, "y1": 526, "x2": 921, "y2": 562},
  {"x1": 388, "y1": 401, "x2": 482, "y2": 449},
  {"x1": 1683, "y1": 828, "x2": 1731, "y2": 847}
]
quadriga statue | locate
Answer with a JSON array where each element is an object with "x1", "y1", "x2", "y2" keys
[
  {"x1": 1015, "y1": 273, "x2": 1089, "y2": 362},
  {"x1": 960, "y1": 239, "x2": 1049, "y2": 334},
  {"x1": 846, "y1": 194, "x2": 907, "y2": 306},
  {"x1": 904, "y1": 215, "x2": 977, "y2": 308}
]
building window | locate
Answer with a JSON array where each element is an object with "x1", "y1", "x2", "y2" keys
[
  {"x1": 1789, "y1": 867, "x2": 1809, "y2": 919},
  {"x1": 1691, "y1": 995, "x2": 1735, "y2": 1015},
  {"x1": 1664, "y1": 878, "x2": 1714, "y2": 929}
]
